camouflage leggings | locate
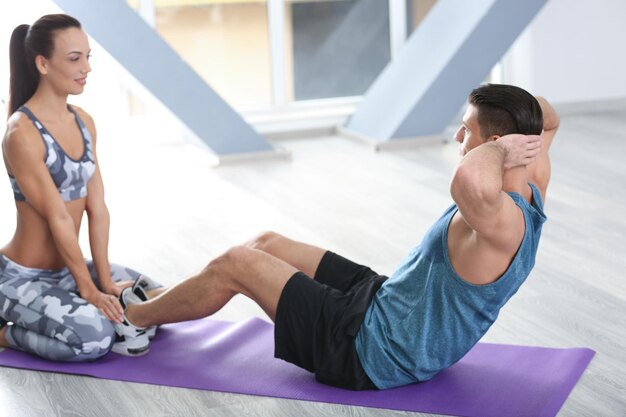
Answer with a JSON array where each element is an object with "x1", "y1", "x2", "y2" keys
[{"x1": 0, "y1": 253, "x2": 157, "y2": 362}]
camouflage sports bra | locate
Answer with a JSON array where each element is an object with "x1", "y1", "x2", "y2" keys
[{"x1": 9, "y1": 105, "x2": 96, "y2": 202}]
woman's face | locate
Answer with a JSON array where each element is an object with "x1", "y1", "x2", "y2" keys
[{"x1": 37, "y1": 27, "x2": 91, "y2": 95}]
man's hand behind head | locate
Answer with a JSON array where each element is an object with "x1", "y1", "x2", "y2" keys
[{"x1": 497, "y1": 134, "x2": 542, "y2": 170}]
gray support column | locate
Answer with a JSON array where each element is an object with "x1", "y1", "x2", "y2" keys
[
  {"x1": 344, "y1": 0, "x2": 548, "y2": 143},
  {"x1": 53, "y1": 0, "x2": 275, "y2": 158}
]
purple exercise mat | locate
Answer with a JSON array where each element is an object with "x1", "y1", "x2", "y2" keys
[{"x1": 0, "y1": 317, "x2": 594, "y2": 417}]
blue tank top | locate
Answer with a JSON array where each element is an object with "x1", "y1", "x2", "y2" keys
[
  {"x1": 355, "y1": 183, "x2": 547, "y2": 389},
  {"x1": 9, "y1": 105, "x2": 96, "y2": 202}
]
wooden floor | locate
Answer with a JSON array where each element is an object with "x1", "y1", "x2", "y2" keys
[{"x1": 0, "y1": 102, "x2": 625, "y2": 416}]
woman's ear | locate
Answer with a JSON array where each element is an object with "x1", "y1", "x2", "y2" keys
[
  {"x1": 490, "y1": 135, "x2": 500, "y2": 142},
  {"x1": 35, "y1": 55, "x2": 48, "y2": 75}
]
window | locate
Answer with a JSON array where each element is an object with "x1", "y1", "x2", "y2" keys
[
  {"x1": 127, "y1": 0, "x2": 438, "y2": 112},
  {"x1": 287, "y1": 0, "x2": 391, "y2": 101},
  {"x1": 151, "y1": 1, "x2": 273, "y2": 108}
]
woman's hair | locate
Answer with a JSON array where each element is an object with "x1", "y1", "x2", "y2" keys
[
  {"x1": 8, "y1": 14, "x2": 81, "y2": 116},
  {"x1": 469, "y1": 83, "x2": 543, "y2": 139}
]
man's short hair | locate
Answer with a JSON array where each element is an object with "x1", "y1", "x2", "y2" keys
[{"x1": 469, "y1": 84, "x2": 543, "y2": 139}]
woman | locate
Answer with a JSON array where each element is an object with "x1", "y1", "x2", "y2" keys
[{"x1": 0, "y1": 14, "x2": 162, "y2": 361}]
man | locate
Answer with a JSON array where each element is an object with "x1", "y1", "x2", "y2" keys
[{"x1": 117, "y1": 83, "x2": 559, "y2": 390}]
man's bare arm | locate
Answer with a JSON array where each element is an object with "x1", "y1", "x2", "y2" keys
[
  {"x1": 450, "y1": 135, "x2": 541, "y2": 242},
  {"x1": 527, "y1": 97, "x2": 559, "y2": 201}
]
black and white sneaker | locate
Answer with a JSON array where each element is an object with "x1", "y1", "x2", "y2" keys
[
  {"x1": 131, "y1": 275, "x2": 158, "y2": 340},
  {"x1": 111, "y1": 288, "x2": 150, "y2": 356},
  {"x1": 132, "y1": 274, "x2": 161, "y2": 298}
]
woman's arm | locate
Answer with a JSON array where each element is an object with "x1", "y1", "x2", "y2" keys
[
  {"x1": 86, "y1": 164, "x2": 116, "y2": 290},
  {"x1": 79, "y1": 108, "x2": 133, "y2": 297},
  {"x1": 3, "y1": 115, "x2": 123, "y2": 322},
  {"x1": 79, "y1": 109, "x2": 133, "y2": 297}
]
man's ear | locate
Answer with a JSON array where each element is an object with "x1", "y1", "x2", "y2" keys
[
  {"x1": 489, "y1": 135, "x2": 500, "y2": 142},
  {"x1": 35, "y1": 55, "x2": 48, "y2": 75}
]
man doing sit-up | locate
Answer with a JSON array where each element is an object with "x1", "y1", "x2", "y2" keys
[{"x1": 114, "y1": 83, "x2": 559, "y2": 390}]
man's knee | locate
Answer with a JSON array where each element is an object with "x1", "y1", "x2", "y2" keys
[
  {"x1": 247, "y1": 231, "x2": 283, "y2": 251},
  {"x1": 201, "y1": 245, "x2": 261, "y2": 295},
  {"x1": 209, "y1": 245, "x2": 256, "y2": 273}
]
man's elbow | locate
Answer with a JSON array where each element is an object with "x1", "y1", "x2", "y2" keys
[
  {"x1": 451, "y1": 165, "x2": 479, "y2": 204},
  {"x1": 536, "y1": 96, "x2": 560, "y2": 131},
  {"x1": 451, "y1": 165, "x2": 499, "y2": 210},
  {"x1": 544, "y1": 112, "x2": 560, "y2": 132}
]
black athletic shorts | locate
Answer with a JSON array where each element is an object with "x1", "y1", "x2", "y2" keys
[{"x1": 274, "y1": 251, "x2": 387, "y2": 390}]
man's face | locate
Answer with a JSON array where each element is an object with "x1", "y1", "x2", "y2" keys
[{"x1": 453, "y1": 104, "x2": 488, "y2": 156}]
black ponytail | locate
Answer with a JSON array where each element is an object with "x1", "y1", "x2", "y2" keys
[
  {"x1": 7, "y1": 14, "x2": 81, "y2": 117},
  {"x1": 8, "y1": 24, "x2": 36, "y2": 117}
]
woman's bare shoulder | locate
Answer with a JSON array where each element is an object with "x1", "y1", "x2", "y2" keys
[{"x1": 3, "y1": 112, "x2": 45, "y2": 163}]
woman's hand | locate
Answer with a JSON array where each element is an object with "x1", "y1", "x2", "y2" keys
[
  {"x1": 82, "y1": 289, "x2": 124, "y2": 323},
  {"x1": 101, "y1": 280, "x2": 134, "y2": 297}
]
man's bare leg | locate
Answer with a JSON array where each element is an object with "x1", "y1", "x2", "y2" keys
[
  {"x1": 125, "y1": 245, "x2": 298, "y2": 328},
  {"x1": 145, "y1": 288, "x2": 167, "y2": 298},
  {"x1": 246, "y1": 231, "x2": 327, "y2": 278}
]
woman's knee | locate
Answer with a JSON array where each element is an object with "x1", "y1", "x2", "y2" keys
[{"x1": 68, "y1": 311, "x2": 116, "y2": 361}]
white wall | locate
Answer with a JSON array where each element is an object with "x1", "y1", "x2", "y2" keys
[{"x1": 502, "y1": 0, "x2": 626, "y2": 104}]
